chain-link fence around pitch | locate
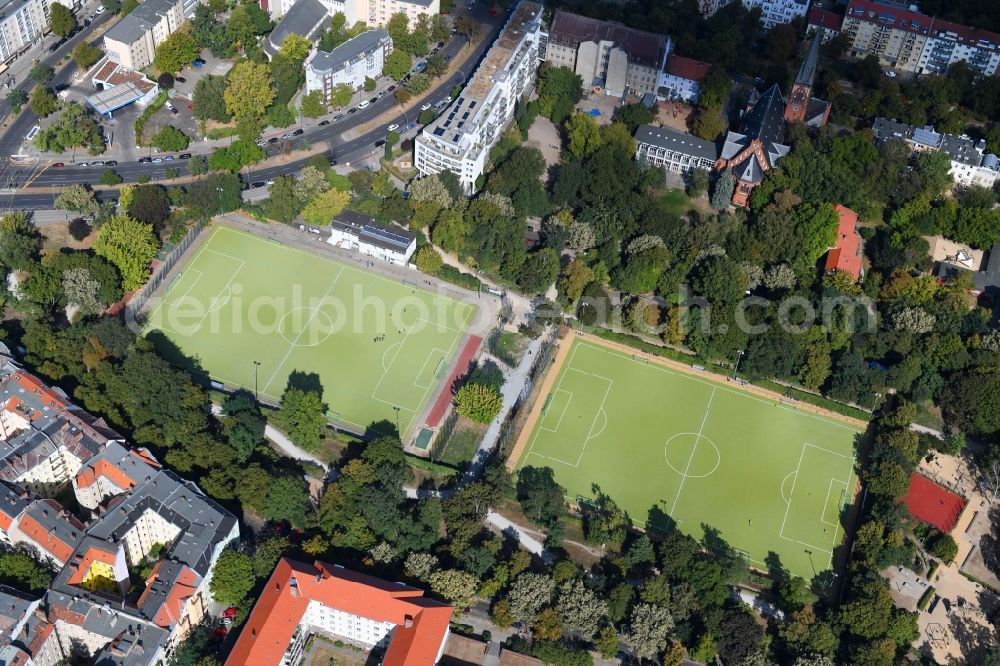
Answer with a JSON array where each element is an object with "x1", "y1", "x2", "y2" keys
[{"x1": 125, "y1": 219, "x2": 207, "y2": 321}]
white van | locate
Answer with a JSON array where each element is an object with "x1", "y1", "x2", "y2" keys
[{"x1": 25, "y1": 125, "x2": 39, "y2": 141}]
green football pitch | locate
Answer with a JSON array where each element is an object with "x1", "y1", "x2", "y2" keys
[
  {"x1": 517, "y1": 337, "x2": 859, "y2": 578},
  {"x1": 144, "y1": 226, "x2": 477, "y2": 438}
]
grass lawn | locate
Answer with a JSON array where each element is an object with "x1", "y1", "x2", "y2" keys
[
  {"x1": 515, "y1": 338, "x2": 860, "y2": 579},
  {"x1": 435, "y1": 421, "x2": 486, "y2": 467},
  {"x1": 657, "y1": 188, "x2": 693, "y2": 216},
  {"x1": 144, "y1": 225, "x2": 477, "y2": 439}
]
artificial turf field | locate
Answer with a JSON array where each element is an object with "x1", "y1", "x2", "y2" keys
[
  {"x1": 517, "y1": 336, "x2": 860, "y2": 578},
  {"x1": 144, "y1": 226, "x2": 477, "y2": 438}
]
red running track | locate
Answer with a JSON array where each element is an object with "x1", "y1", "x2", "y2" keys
[
  {"x1": 425, "y1": 335, "x2": 482, "y2": 428},
  {"x1": 901, "y1": 472, "x2": 967, "y2": 532}
]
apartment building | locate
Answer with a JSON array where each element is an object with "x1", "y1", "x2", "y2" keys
[
  {"x1": 103, "y1": 0, "x2": 187, "y2": 70},
  {"x1": 0, "y1": 347, "x2": 240, "y2": 666},
  {"x1": 305, "y1": 28, "x2": 393, "y2": 99},
  {"x1": 842, "y1": 0, "x2": 1000, "y2": 76},
  {"x1": 227, "y1": 559, "x2": 453, "y2": 666},
  {"x1": 634, "y1": 124, "x2": 718, "y2": 175},
  {"x1": 872, "y1": 117, "x2": 1000, "y2": 188},
  {"x1": 657, "y1": 54, "x2": 710, "y2": 103},
  {"x1": 414, "y1": 1, "x2": 544, "y2": 193},
  {"x1": 543, "y1": 10, "x2": 666, "y2": 98},
  {"x1": 0, "y1": 0, "x2": 50, "y2": 65},
  {"x1": 806, "y1": 6, "x2": 843, "y2": 42},
  {"x1": 741, "y1": 0, "x2": 809, "y2": 31},
  {"x1": 263, "y1": 0, "x2": 439, "y2": 30}
]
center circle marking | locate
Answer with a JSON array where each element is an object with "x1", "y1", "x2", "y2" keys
[
  {"x1": 664, "y1": 432, "x2": 721, "y2": 478},
  {"x1": 277, "y1": 307, "x2": 335, "y2": 347}
]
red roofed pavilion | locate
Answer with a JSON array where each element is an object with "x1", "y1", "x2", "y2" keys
[{"x1": 824, "y1": 204, "x2": 863, "y2": 280}]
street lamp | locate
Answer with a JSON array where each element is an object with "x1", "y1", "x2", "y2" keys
[
  {"x1": 732, "y1": 350, "x2": 744, "y2": 380},
  {"x1": 392, "y1": 405, "x2": 401, "y2": 435},
  {"x1": 216, "y1": 186, "x2": 223, "y2": 218},
  {"x1": 252, "y1": 360, "x2": 261, "y2": 399}
]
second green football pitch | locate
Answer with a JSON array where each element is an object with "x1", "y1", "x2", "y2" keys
[
  {"x1": 144, "y1": 226, "x2": 477, "y2": 438},
  {"x1": 517, "y1": 336, "x2": 860, "y2": 579}
]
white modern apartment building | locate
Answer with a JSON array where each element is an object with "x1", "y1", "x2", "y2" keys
[
  {"x1": 103, "y1": 0, "x2": 187, "y2": 70},
  {"x1": 305, "y1": 28, "x2": 392, "y2": 100},
  {"x1": 263, "y1": 0, "x2": 439, "y2": 29},
  {"x1": 740, "y1": 0, "x2": 809, "y2": 31},
  {"x1": 0, "y1": 0, "x2": 49, "y2": 65},
  {"x1": 415, "y1": 1, "x2": 544, "y2": 193}
]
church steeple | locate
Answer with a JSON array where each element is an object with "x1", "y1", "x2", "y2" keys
[{"x1": 784, "y1": 31, "x2": 823, "y2": 124}]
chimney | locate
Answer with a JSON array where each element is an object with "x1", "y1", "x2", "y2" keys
[{"x1": 404, "y1": 615, "x2": 414, "y2": 629}]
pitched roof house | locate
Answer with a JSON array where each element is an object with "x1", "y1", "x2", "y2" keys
[
  {"x1": 824, "y1": 205, "x2": 863, "y2": 280},
  {"x1": 718, "y1": 85, "x2": 790, "y2": 206}
]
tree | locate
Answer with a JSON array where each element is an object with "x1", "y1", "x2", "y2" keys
[
  {"x1": 404, "y1": 552, "x2": 439, "y2": 581},
  {"x1": 152, "y1": 125, "x2": 190, "y2": 152},
  {"x1": 454, "y1": 383, "x2": 502, "y2": 423},
  {"x1": 927, "y1": 532, "x2": 958, "y2": 561},
  {"x1": 99, "y1": 169, "x2": 123, "y2": 185},
  {"x1": 5, "y1": 89, "x2": 26, "y2": 110},
  {"x1": 264, "y1": 176, "x2": 303, "y2": 223},
  {"x1": 208, "y1": 549, "x2": 254, "y2": 607},
  {"x1": 28, "y1": 86, "x2": 56, "y2": 117},
  {"x1": 614, "y1": 102, "x2": 655, "y2": 133},
  {"x1": 405, "y1": 73, "x2": 431, "y2": 95},
  {"x1": 186, "y1": 172, "x2": 242, "y2": 218},
  {"x1": 68, "y1": 218, "x2": 91, "y2": 241},
  {"x1": 429, "y1": 569, "x2": 478, "y2": 609},
  {"x1": 556, "y1": 580, "x2": 607, "y2": 639},
  {"x1": 127, "y1": 184, "x2": 171, "y2": 231},
  {"x1": 384, "y1": 49, "x2": 412, "y2": 80},
  {"x1": 517, "y1": 466, "x2": 565, "y2": 529},
  {"x1": 711, "y1": 170, "x2": 734, "y2": 209},
  {"x1": 698, "y1": 67, "x2": 732, "y2": 109},
  {"x1": 301, "y1": 90, "x2": 327, "y2": 118},
  {"x1": 518, "y1": 249, "x2": 559, "y2": 294},
  {"x1": 455, "y1": 15, "x2": 481, "y2": 43},
  {"x1": 29, "y1": 63, "x2": 53, "y2": 85},
  {"x1": 55, "y1": 185, "x2": 98, "y2": 216},
  {"x1": 48, "y1": 2, "x2": 76, "y2": 37},
  {"x1": 330, "y1": 83, "x2": 353, "y2": 108},
  {"x1": 536, "y1": 65, "x2": 582, "y2": 124},
  {"x1": 414, "y1": 245, "x2": 443, "y2": 274},
  {"x1": 583, "y1": 489, "x2": 628, "y2": 549},
  {"x1": 693, "y1": 108, "x2": 727, "y2": 140},
  {"x1": 33, "y1": 102, "x2": 104, "y2": 154},
  {"x1": 941, "y1": 371, "x2": 1000, "y2": 438},
  {"x1": 507, "y1": 573, "x2": 555, "y2": 622},
  {"x1": 717, "y1": 608, "x2": 764, "y2": 665},
  {"x1": 394, "y1": 88, "x2": 412, "y2": 106},
  {"x1": 157, "y1": 72, "x2": 175, "y2": 89},
  {"x1": 93, "y1": 214, "x2": 159, "y2": 290},
  {"x1": 193, "y1": 75, "x2": 230, "y2": 122},
  {"x1": 595, "y1": 626, "x2": 618, "y2": 659},
  {"x1": 63, "y1": 267, "x2": 113, "y2": 316},
  {"x1": 120, "y1": 0, "x2": 138, "y2": 15},
  {"x1": 622, "y1": 603, "x2": 673, "y2": 659},
  {"x1": 72, "y1": 41, "x2": 102, "y2": 70},
  {"x1": 225, "y1": 61, "x2": 275, "y2": 123},
  {"x1": 277, "y1": 386, "x2": 327, "y2": 452},
  {"x1": 302, "y1": 188, "x2": 350, "y2": 226},
  {"x1": 263, "y1": 475, "x2": 311, "y2": 527},
  {"x1": 154, "y1": 28, "x2": 199, "y2": 74},
  {"x1": 688, "y1": 168, "x2": 710, "y2": 197}
]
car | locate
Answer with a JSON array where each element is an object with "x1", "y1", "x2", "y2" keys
[
  {"x1": 170, "y1": 107, "x2": 178, "y2": 114},
  {"x1": 151, "y1": 158, "x2": 162, "y2": 163},
  {"x1": 374, "y1": 140, "x2": 386, "y2": 147},
  {"x1": 348, "y1": 107, "x2": 358, "y2": 114},
  {"x1": 178, "y1": 153, "x2": 191, "y2": 160},
  {"x1": 444, "y1": 95, "x2": 453, "y2": 103},
  {"x1": 79, "y1": 162, "x2": 88, "y2": 167},
  {"x1": 54, "y1": 84, "x2": 68, "y2": 92},
  {"x1": 268, "y1": 137, "x2": 279, "y2": 144},
  {"x1": 387, "y1": 123, "x2": 399, "y2": 131},
  {"x1": 164, "y1": 101, "x2": 174, "y2": 111},
  {"x1": 330, "y1": 159, "x2": 338, "y2": 166},
  {"x1": 138, "y1": 157, "x2": 152, "y2": 164},
  {"x1": 315, "y1": 119, "x2": 329, "y2": 127},
  {"x1": 251, "y1": 181, "x2": 265, "y2": 188},
  {"x1": 83, "y1": 18, "x2": 91, "y2": 26},
  {"x1": 105, "y1": 160, "x2": 117, "y2": 166},
  {"x1": 25, "y1": 125, "x2": 39, "y2": 141},
  {"x1": 291, "y1": 128, "x2": 304, "y2": 136},
  {"x1": 884, "y1": 69, "x2": 897, "y2": 78},
  {"x1": 415, "y1": 61, "x2": 427, "y2": 73},
  {"x1": 51, "y1": 162, "x2": 64, "y2": 168},
  {"x1": 90, "y1": 161, "x2": 104, "y2": 167},
  {"x1": 164, "y1": 155, "x2": 175, "y2": 161},
  {"x1": 256, "y1": 139, "x2": 267, "y2": 146},
  {"x1": 333, "y1": 113, "x2": 344, "y2": 121},
  {"x1": 96, "y1": 4, "x2": 105, "y2": 12},
  {"x1": 175, "y1": 77, "x2": 186, "y2": 83},
  {"x1": 282, "y1": 130, "x2": 295, "y2": 138},
  {"x1": 266, "y1": 178, "x2": 274, "y2": 185},
  {"x1": 420, "y1": 102, "x2": 432, "y2": 111},
  {"x1": 387, "y1": 85, "x2": 396, "y2": 92},
  {"x1": 358, "y1": 100, "x2": 370, "y2": 109}
]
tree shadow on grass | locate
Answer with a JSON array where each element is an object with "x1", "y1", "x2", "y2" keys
[
  {"x1": 285, "y1": 370, "x2": 323, "y2": 395},
  {"x1": 144, "y1": 329, "x2": 209, "y2": 386}
]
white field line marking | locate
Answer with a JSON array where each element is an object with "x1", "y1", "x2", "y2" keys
[
  {"x1": 575, "y1": 376, "x2": 613, "y2": 466},
  {"x1": 805, "y1": 442, "x2": 855, "y2": 459},
  {"x1": 581, "y1": 341, "x2": 859, "y2": 432},
  {"x1": 669, "y1": 387, "x2": 716, "y2": 516},
  {"x1": 414, "y1": 348, "x2": 449, "y2": 389},
  {"x1": 180, "y1": 258, "x2": 245, "y2": 337},
  {"x1": 371, "y1": 324, "x2": 416, "y2": 401},
  {"x1": 778, "y1": 442, "x2": 808, "y2": 541},
  {"x1": 540, "y1": 389, "x2": 573, "y2": 433},
  {"x1": 261, "y1": 269, "x2": 344, "y2": 394},
  {"x1": 167, "y1": 268, "x2": 204, "y2": 305}
]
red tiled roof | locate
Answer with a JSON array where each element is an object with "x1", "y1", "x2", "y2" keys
[
  {"x1": 548, "y1": 10, "x2": 665, "y2": 67},
  {"x1": 665, "y1": 55, "x2": 710, "y2": 82},
  {"x1": 226, "y1": 559, "x2": 453, "y2": 666},
  {"x1": 137, "y1": 561, "x2": 199, "y2": 628},
  {"x1": 10, "y1": 372, "x2": 68, "y2": 414},
  {"x1": 67, "y1": 545, "x2": 118, "y2": 586},
  {"x1": 825, "y1": 204, "x2": 862, "y2": 280},
  {"x1": 807, "y1": 7, "x2": 843, "y2": 32},
  {"x1": 17, "y1": 511, "x2": 76, "y2": 564},
  {"x1": 76, "y1": 458, "x2": 139, "y2": 491}
]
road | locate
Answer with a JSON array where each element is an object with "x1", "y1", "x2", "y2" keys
[{"x1": 0, "y1": 3, "x2": 506, "y2": 201}]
